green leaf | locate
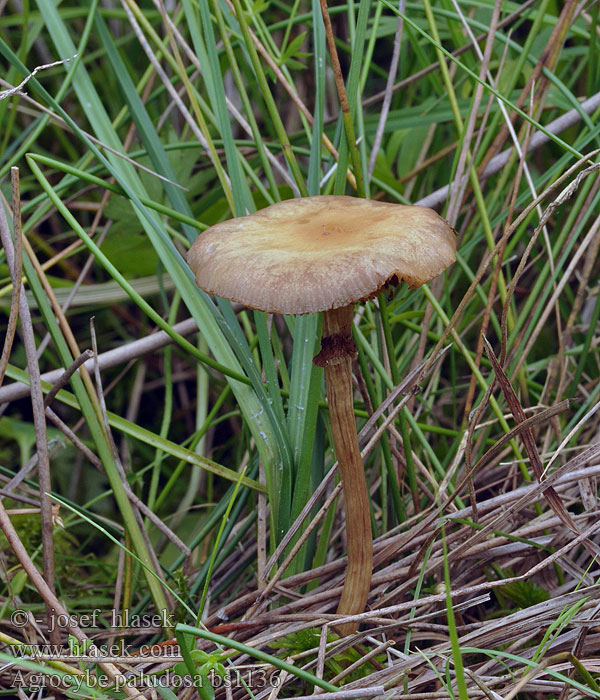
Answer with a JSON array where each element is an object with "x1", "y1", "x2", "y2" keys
[
  {"x1": 99, "y1": 226, "x2": 160, "y2": 279},
  {"x1": 279, "y1": 30, "x2": 308, "y2": 65}
]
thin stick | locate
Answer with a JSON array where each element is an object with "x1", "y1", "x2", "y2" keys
[
  {"x1": 367, "y1": 0, "x2": 405, "y2": 179},
  {"x1": 0, "y1": 317, "x2": 199, "y2": 404},
  {"x1": 35, "y1": 217, "x2": 111, "y2": 360},
  {"x1": 250, "y1": 482, "x2": 342, "y2": 611},
  {"x1": 329, "y1": 640, "x2": 394, "y2": 685},
  {"x1": 150, "y1": 0, "x2": 297, "y2": 192},
  {"x1": 292, "y1": 690, "x2": 385, "y2": 700},
  {"x1": 89, "y1": 319, "x2": 175, "y2": 601},
  {"x1": 445, "y1": 0, "x2": 500, "y2": 226},
  {"x1": 362, "y1": 0, "x2": 539, "y2": 110},
  {"x1": 0, "y1": 174, "x2": 22, "y2": 389},
  {"x1": 2, "y1": 437, "x2": 64, "y2": 497},
  {"x1": 0, "y1": 169, "x2": 58, "y2": 643},
  {"x1": 512, "y1": 214, "x2": 600, "y2": 376},
  {"x1": 222, "y1": 0, "x2": 356, "y2": 190},
  {"x1": 43, "y1": 404, "x2": 188, "y2": 553},
  {"x1": 422, "y1": 150, "x2": 600, "y2": 379},
  {"x1": 0, "y1": 498, "x2": 141, "y2": 698},
  {"x1": 417, "y1": 92, "x2": 600, "y2": 209},
  {"x1": 43, "y1": 349, "x2": 94, "y2": 407},
  {"x1": 0, "y1": 75, "x2": 184, "y2": 190},
  {"x1": 319, "y1": 0, "x2": 365, "y2": 197},
  {"x1": 0, "y1": 55, "x2": 77, "y2": 99}
]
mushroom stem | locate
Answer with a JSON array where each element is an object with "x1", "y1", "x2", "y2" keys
[{"x1": 315, "y1": 304, "x2": 373, "y2": 635}]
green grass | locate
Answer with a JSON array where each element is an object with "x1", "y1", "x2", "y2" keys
[{"x1": 1, "y1": 1, "x2": 599, "y2": 698}]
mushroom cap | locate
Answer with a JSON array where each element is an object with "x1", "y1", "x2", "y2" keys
[{"x1": 187, "y1": 196, "x2": 456, "y2": 315}]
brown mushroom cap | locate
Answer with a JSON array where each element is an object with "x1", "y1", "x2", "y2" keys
[{"x1": 187, "y1": 196, "x2": 456, "y2": 315}]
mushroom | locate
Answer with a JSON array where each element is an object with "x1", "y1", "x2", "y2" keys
[{"x1": 187, "y1": 195, "x2": 456, "y2": 634}]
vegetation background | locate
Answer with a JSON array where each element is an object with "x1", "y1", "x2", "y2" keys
[{"x1": 1, "y1": 0, "x2": 599, "y2": 698}]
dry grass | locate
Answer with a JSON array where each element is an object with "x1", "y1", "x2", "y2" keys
[{"x1": 1, "y1": 1, "x2": 599, "y2": 698}]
